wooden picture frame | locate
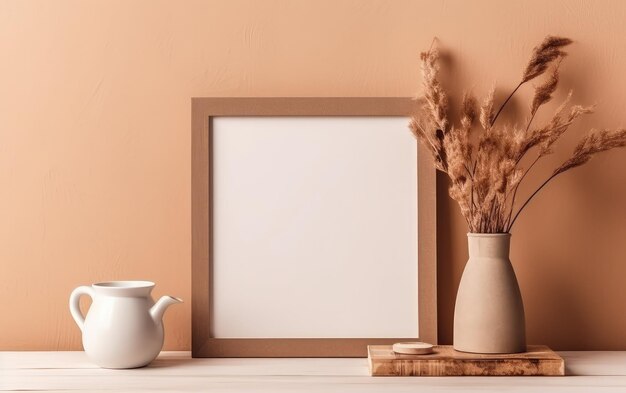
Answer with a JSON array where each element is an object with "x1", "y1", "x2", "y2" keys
[{"x1": 192, "y1": 97, "x2": 437, "y2": 357}]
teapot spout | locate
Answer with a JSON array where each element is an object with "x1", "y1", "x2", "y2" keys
[{"x1": 150, "y1": 295, "x2": 183, "y2": 324}]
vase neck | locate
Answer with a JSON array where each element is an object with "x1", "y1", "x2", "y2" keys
[{"x1": 467, "y1": 233, "x2": 511, "y2": 258}]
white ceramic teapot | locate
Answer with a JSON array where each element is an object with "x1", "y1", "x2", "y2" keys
[{"x1": 69, "y1": 281, "x2": 181, "y2": 368}]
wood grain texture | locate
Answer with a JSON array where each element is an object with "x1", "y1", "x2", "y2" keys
[
  {"x1": 2, "y1": 351, "x2": 624, "y2": 392},
  {"x1": 418, "y1": 142, "x2": 437, "y2": 346},
  {"x1": 191, "y1": 98, "x2": 437, "y2": 357},
  {"x1": 191, "y1": 99, "x2": 211, "y2": 356},
  {"x1": 368, "y1": 345, "x2": 564, "y2": 376}
]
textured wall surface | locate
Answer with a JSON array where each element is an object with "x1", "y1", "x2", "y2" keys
[{"x1": 1, "y1": 0, "x2": 625, "y2": 350}]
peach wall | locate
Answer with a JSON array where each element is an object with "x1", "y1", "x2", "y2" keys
[{"x1": 1, "y1": 0, "x2": 625, "y2": 350}]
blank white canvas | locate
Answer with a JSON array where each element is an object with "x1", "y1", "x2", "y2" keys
[{"x1": 211, "y1": 117, "x2": 418, "y2": 338}]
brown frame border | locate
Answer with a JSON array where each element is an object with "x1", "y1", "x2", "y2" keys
[{"x1": 192, "y1": 97, "x2": 437, "y2": 357}]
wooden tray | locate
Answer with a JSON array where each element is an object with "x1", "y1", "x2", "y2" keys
[{"x1": 368, "y1": 345, "x2": 564, "y2": 376}]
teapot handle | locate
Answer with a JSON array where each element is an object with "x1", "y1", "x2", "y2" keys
[{"x1": 69, "y1": 286, "x2": 94, "y2": 332}]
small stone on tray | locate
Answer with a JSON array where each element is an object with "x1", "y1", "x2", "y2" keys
[{"x1": 392, "y1": 342, "x2": 434, "y2": 355}]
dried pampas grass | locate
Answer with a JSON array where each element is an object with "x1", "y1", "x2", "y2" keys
[{"x1": 410, "y1": 36, "x2": 626, "y2": 233}]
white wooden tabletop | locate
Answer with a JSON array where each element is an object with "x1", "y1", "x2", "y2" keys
[{"x1": 2, "y1": 351, "x2": 626, "y2": 392}]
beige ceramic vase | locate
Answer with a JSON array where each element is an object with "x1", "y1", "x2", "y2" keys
[{"x1": 453, "y1": 233, "x2": 526, "y2": 353}]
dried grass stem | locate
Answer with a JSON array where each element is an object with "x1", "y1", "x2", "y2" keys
[{"x1": 410, "y1": 36, "x2": 626, "y2": 233}]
